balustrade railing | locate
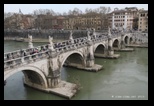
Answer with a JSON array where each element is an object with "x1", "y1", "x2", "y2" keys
[
  {"x1": 4, "y1": 50, "x2": 50, "y2": 71},
  {"x1": 4, "y1": 32, "x2": 148, "y2": 71},
  {"x1": 4, "y1": 36, "x2": 91, "y2": 70}
]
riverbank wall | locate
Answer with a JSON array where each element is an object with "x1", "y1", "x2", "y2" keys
[{"x1": 4, "y1": 30, "x2": 88, "y2": 41}]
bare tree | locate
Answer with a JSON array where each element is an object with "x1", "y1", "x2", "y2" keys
[
  {"x1": 72, "y1": 8, "x2": 82, "y2": 15},
  {"x1": 33, "y1": 9, "x2": 56, "y2": 29},
  {"x1": 68, "y1": 10, "x2": 73, "y2": 15},
  {"x1": 4, "y1": 12, "x2": 14, "y2": 20},
  {"x1": 62, "y1": 12, "x2": 67, "y2": 16}
]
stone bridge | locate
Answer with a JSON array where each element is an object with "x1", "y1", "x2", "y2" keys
[{"x1": 4, "y1": 29, "x2": 148, "y2": 99}]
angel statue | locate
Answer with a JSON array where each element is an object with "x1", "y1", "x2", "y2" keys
[
  {"x1": 48, "y1": 36, "x2": 54, "y2": 51},
  {"x1": 108, "y1": 26, "x2": 111, "y2": 37},
  {"x1": 49, "y1": 36, "x2": 53, "y2": 46},
  {"x1": 28, "y1": 34, "x2": 33, "y2": 48},
  {"x1": 69, "y1": 30, "x2": 73, "y2": 40},
  {"x1": 87, "y1": 30, "x2": 91, "y2": 41}
]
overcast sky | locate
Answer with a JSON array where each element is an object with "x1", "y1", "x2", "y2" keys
[{"x1": 4, "y1": 4, "x2": 148, "y2": 14}]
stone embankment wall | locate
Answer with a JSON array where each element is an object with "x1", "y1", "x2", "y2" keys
[{"x1": 4, "y1": 29, "x2": 89, "y2": 40}]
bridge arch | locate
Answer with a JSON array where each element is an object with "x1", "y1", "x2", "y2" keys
[
  {"x1": 4, "y1": 66, "x2": 48, "y2": 88},
  {"x1": 129, "y1": 37, "x2": 133, "y2": 44},
  {"x1": 60, "y1": 51, "x2": 85, "y2": 69},
  {"x1": 94, "y1": 43, "x2": 106, "y2": 54},
  {"x1": 112, "y1": 39, "x2": 120, "y2": 49},
  {"x1": 124, "y1": 35, "x2": 129, "y2": 44}
]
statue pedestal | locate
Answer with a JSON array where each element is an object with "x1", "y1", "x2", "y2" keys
[{"x1": 28, "y1": 42, "x2": 33, "y2": 48}]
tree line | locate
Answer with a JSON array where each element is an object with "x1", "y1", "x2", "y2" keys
[{"x1": 4, "y1": 6, "x2": 111, "y2": 30}]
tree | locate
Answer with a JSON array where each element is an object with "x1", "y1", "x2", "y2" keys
[
  {"x1": 62, "y1": 12, "x2": 67, "y2": 16},
  {"x1": 68, "y1": 10, "x2": 73, "y2": 15},
  {"x1": 72, "y1": 8, "x2": 82, "y2": 16},
  {"x1": 4, "y1": 12, "x2": 14, "y2": 20},
  {"x1": 33, "y1": 9, "x2": 55, "y2": 29},
  {"x1": 98, "y1": 6, "x2": 111, "y2": 29}
]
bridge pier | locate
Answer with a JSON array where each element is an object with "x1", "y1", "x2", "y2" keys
[
  {"x1": 106, "y1": 37, "x2": 120, "y2": 59},
  {"x1": 64, "y1": 41, "x2": 103, "y2": 72},
  {"x1": 23, "y1": 76, "x2": 77, "y2": 99},
  {"x1": 45, "y1": 50, "x2": 78, "y2": 99},
  {"x1": 96, "y1": 27, "x2": 120, "y2": 59},
  {"x1": 47, "y1": 70, "x2": 60, "y2": 88},
  {"x1": 114, "y1": 34, "x2": 134, "y2": 52},
  {"x1": 63, "y1": 31, "x2": 103, "y2": 72},
  {"x1": 84, "y1": 40, "x2": 103, "y2": 72},
  {"x1": 125, "y1": 35, "x2": 148, "y2": 48}
]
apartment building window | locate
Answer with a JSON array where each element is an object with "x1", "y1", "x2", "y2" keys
[
  {"x1": 123, "y1": 16, "x2": 125, "y2": 18},
  {"x1": 140, "y1": 26, "x2": 141, "y2": 28},
  {"x1": 141, "y1": 13, "x2": 145, "y2": 17},
  {"x1": 146, "y1": 26, "x2": 147, "y2": 28},
  {"x1": 140, "y1": 22, "x2": 142, "y2": 24},
  {"x1": 140, "y1": 18, "x2": 142, "y2": 21},
  {"x1": 130, "y1": 19, "x2": 133, "y2": 21}
]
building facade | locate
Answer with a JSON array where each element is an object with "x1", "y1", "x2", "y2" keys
[
  {"x1": 63, "y1": 13, "x2": 104, "y2": 30},
  {"x1": 138, "y1": 10, "x2": 148, "y2": 32},
  {"x1": 108, "y1": 7, "x2": 138, "y2": 30}
]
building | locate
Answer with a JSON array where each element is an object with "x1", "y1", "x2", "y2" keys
[
  {"x1": 108, "y1": 7, "x2": 138, "y2": 30},
  {"x1": 63, "y1": 13, "x2": 104, "y2": 30},
  {"x1": 138, "y1": 10, "x2": 148, "y2": 32},
  {"x1": 52, "y1": 16, "x2": 65, "y2": 29},
  {"x1": 34, "y1": 15, "x2": 65, "y2": 29}
]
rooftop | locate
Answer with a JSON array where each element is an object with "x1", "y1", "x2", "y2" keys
[
  {"x1": 139, "y1": 10, "x2": 148, "y2": 13},
  {"x1": 125, "y1": 7, "x2": 138, "y2": 9}
]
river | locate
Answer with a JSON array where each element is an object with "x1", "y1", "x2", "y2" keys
[{"x1": 4, "y1": 41, "x2": 148, "y2": 100}]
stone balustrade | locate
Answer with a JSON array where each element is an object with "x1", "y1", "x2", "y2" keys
[
  {"x1": 4, "y1": 50, "x2": 50, "y2": 71},
  {"x1": 4, "y1": 36, "x2": 91, "y2": 70},
  {"x1": 4, "y1": 32, "x2": 148, "y2": 72}
]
